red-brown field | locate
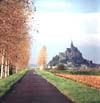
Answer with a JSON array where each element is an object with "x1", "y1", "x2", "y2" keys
[{"x1": 55, "y1": 73, "x2": 100, "y2": 89}]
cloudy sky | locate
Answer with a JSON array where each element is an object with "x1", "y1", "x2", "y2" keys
[{"x1": 30, "y1": 0, "x2": 100, "y2": 64}]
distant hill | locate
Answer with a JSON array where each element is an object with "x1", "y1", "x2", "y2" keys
[{"x1": 48, "y1": 41, "x2": 100, "y2": 68}]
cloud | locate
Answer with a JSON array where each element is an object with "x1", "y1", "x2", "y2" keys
[
  {"x1": 81, "y1": 17, "x2": 98, "y2": 35},
  {"x1": 33, "y1": 11, "x2": 100, "y2": 47}
]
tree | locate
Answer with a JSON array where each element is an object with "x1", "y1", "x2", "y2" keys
[
  {"x1": 37, "y1": 46, "x2": 47, "y2": 70},
  {"x1": 0, "y1": 0, "x2": 35, "y2": 78}
]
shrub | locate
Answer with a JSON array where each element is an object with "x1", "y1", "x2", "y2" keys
[{"x1": 56, "y1": 64, "x2": 65, "y2": 70}]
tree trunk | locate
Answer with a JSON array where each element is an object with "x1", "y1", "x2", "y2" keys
[
  {"x1": 15, "y1": 68, "x2": 17, "y2": 73},
  {"x1": 0, "y1": 50, "x2": 5, "y2": 78},
  {"x1": 4, "y1": 59, "x2": 8, "y2": 78},
  {"x1": 7, "y1": 61, "x2": 10, "y2": 76}
]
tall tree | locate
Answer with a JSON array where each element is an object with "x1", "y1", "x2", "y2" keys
[{"x1": 37, "y1": 46, "x2": 47, "y2": 70}]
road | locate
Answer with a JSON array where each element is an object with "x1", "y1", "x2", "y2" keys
[{"x1": 0, "y1": 70, "x2": 74, "y2": 103}]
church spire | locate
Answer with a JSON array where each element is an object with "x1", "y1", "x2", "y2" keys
[{"x1": 71, "y1": 40, "x2": 74, "y2": 48}]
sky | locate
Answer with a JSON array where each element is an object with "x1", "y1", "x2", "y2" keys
[{"x1": 29, "y1": 0, "x2": 100, "y2": 64}]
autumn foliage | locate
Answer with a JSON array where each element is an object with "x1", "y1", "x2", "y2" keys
[
  {"x1": 55, "y1": 73, "x2": 100, "y2": 89},
  {"x1": 37, "y1": 46, "x2": 47, "y2": 69},
  {"x1": 0, "y1": 0, "x2": 34, "y2": 78}
]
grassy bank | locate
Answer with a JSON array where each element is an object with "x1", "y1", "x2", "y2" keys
[
  {"x1": 36, "y1": 69, "x2": 100, "y2": 103},
  {"x1": 0, "y1": 69, "x2": 28, "y2": 97},
  {"x1": 48, "y1": 69, "x2": 100, "y2": 75}
]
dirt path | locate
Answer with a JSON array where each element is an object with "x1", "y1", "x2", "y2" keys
[{"x1": 0, "y1": 70, "x2": 74, "y2": 103}]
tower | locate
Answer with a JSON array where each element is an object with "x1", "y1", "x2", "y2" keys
[{"x1": 71, "y1": 40, "x2": 74, "y2": 48}]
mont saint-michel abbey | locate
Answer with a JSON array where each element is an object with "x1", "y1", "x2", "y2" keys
[{"x1": 48, "y1": 41, "x2": 99, "y2": 68}]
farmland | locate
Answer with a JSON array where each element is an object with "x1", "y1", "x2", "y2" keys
[
  {"x1": 36, "y1": 69, "x2": 100, "y2": 103},
  {"x1": 55, "y1": 73, "x2": 100, "y2": 89},
  {"x1": 49, "y1": 69, "x2": 100, "y2": 75},
  {"x1": 48, "y1": 69, "x2": 100, "y2": 89}
]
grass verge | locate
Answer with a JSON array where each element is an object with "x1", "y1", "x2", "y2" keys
[
  {"x1": 36, "y1": 69, "x2": 100, "y2": 103},
  {"x1": 0, "y1": 69, "x2": 28, "y2": 97},
  {"x1": 48, "y1": 69, "x2": 100, "y2": 75}
]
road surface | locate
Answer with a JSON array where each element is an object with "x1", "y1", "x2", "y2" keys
[{"x1": 0, "y1": 70, "x2": 74, "y2": 103}]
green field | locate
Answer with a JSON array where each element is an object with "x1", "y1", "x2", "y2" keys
[
  {"x1": 36, "y1": 69, "x2": 100, "y2": 103},
  {"x1": 0, "y1": 69, "x2": 28, "y2": 97},
  {"x1": 48, "y1": 69, "x2": 100, "y2": 75}
]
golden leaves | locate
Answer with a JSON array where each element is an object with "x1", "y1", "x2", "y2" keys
[
  {"x1": 0, "y1": 0, "x2": 33, "y2": 69},
  {"x1": 37, "y1": 47, "x2": 47, "y2": 67}
]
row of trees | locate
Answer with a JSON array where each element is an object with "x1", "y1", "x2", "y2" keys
[{"x1": 0, "y1": 0, "x2": 35, "y2": 78}]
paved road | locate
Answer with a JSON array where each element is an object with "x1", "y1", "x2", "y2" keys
[{"x1": 0, "y1": 70, "x2": 74, "y2": 103}]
